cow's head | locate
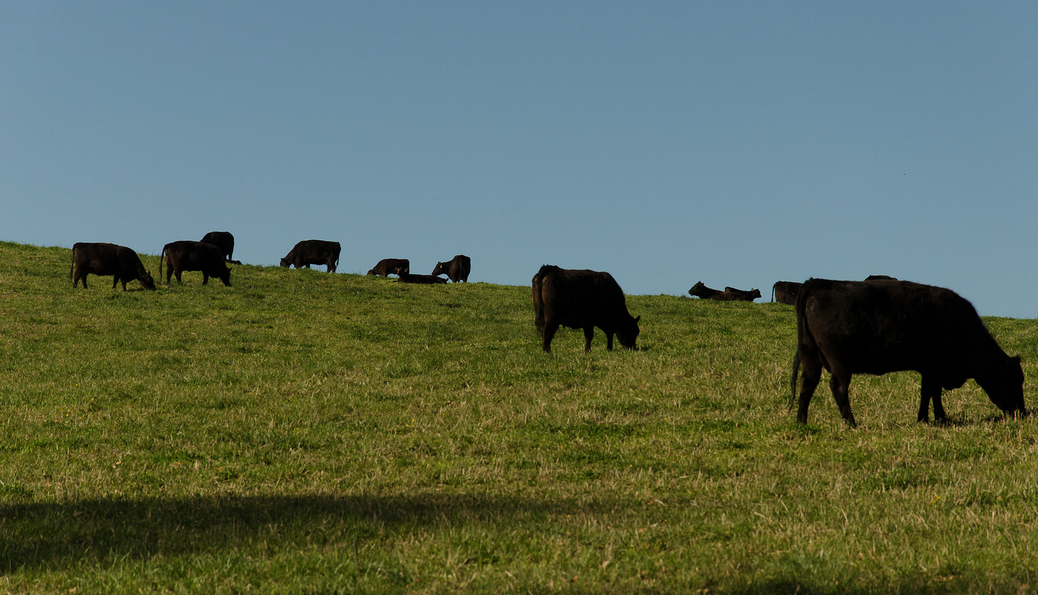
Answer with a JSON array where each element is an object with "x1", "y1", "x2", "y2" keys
[
  {"x1": 688, "y1": 281, "x2": 706, "y2": 297},
  {"x1": 139, "y1": 271, "x2": 156, "y2": 290},
  {"x1": 431, "y1": 261, "x2": 447, "y2": 276},
  {"x1": 279, "y1": 258, "x2": 290, "y2": 268},
  {"x1": 218, "y1": 265, "x2": 232, "y2": 287},
  {"x1": 618, "y1": 315, "x2": 641, "y2": 349},
  {"x1": 749, "y1": 289, "x2": 762, "y2": 300},
  {"x1": 979, "y1": 356, "x2": 1027, "y2": 417}
]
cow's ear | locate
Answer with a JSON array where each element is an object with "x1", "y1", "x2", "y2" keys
[{"x1": 634, "y1": 316, "x2": 641, "y2": 323}]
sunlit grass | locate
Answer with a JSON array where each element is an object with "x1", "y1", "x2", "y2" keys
[{"x1": 2, "y1": 241, "x2": 1038, "y2": 593}]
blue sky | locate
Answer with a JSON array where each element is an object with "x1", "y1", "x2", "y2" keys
[{"x1": 3, "y1": 2, "x2": 1036, "y2": 317}]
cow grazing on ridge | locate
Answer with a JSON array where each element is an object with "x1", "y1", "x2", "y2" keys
[
  {"x1": 398, "y1": 272, "x2": 447, "y2": 284},
  {"x1": 368, "y1": 258, "x2": 409, "y2": 277},
  {"x1": 70, "y1": 243, "x2": 155, "y2": 291},
  {"x1": 280, "y1": 240, "x2": 340, "y2": 273},
  {"x1": 791, "y1": 278, "x2": 1026, "y2": 428},
  {"x1": 688, "y1": 281, "x2": 759, "y2": 302},
  {"x1": 431, "y1": 255, "x2": 471, "y2": 282},
  {"x1": 160, "y1": 241, "x2": 232, "y2": 286},
  {"x1": 772, "y1": 281, "x2": 802, "y2": 305},
  {"x1": 200, "y1": 231, "x2": 235, "y2": 262},
  {"x1": 532, "y1": 265, "x2": 640, "y2": 353}
]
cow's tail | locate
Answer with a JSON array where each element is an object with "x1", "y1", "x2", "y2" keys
[
  {"x1": 159, "y1": 245, "x2": 166, "y2": 279},
  {"x1": 532, "y1": 266, "x2": 547, "y2": 335},
  {"x1": 69, "y1": 244, "x2": 77, "y2": 280},
  {"x1": 771, "y1": 283, "x2": 776, "y2": 303},
  {"x1": 789, "y1": 280, "x2": 813, "y2": 410}
]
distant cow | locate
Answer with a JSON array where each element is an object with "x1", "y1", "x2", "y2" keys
[
  {"x1": 280, "y1": 240, "x2": 340, "y2": 273},
  {"x1": 200, "y1": 231, "x2": 235, "y2": 262},
  {"x1": 688, "y1": 281, "x2": 759, "y2": 302},
  {"x1": 368, "y1": 258, "x2": 410, "y2": 277},
  {"x1": 791, "y1": 278, "x2": 1026, "y2": 427},
  {"x1": 865, "y1": 275, "x2": 897, "y2": 281},
  {"x1": 431, "y1": 255, "x2": 471, "y2": 283},
  {"x1": 532, "y1": 265, "x2": 640, "y2": 353},
  {"x1": 398, "y1": 272, "x2": 448, "y2": 284},
  {"x1": 70, "y1": 243, "x2": 155, "y2": 291},
  {"x1": 772, "y1": 281, "x2": 802, "y2": 305},
  {"x1": 160, "y1": 240, "x2": 232, "y2": 286}
]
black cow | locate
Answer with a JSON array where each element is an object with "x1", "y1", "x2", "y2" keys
[
  {"x1": 791, "y1": 278, "x2": 1026, "y2": 427},
  {"x1": 398, "y1": 272, "x2": 448, "y2": 284},
  {"x1": 160, "y1": 241, "x2": 232, "y2": 286},
  {"x1": 280, "y1": 240, "x2": 340, "y2": 273},
  {"x1": 200, "y1": 231, "x2": 235, "y2": 262},
  {"x1": 865, "y1": 275, "x2": 897, "y2": 281},
  {"x1": 70, "y1": 243, "x2": 155, "y2": 291},
  {"x1": 431, "y1": 255, "x2": 471, "y2": 283},
  {"x1": 688, "y1": 281, "x2": 758, "y2": 301},
  {"x1": 368, "y1": 258, "x2": 410, "y2": 277},
  {"x1": 532, "y1": 265, "x2": 640, "y2": 353},
  {"x1": 772, "y1": 281, "x2": 802, "y2": 305}
]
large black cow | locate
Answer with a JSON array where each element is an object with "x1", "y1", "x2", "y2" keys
[
  {"x1": 688, "y1": 281, "x2": 759, "y2": 302},
  {"x1": 791, "y1": 278, "x2": 1026, "y2": 427},
  {"x1": 160, "y1": 241, "x2": 232, "y2": 286},
  {"x1": 368, "y1": 258, "x2": 409, "y2": 277},
  {"x1": 772, "y1": 281, "x2": 802, "y2": 305},
  {"x1": 70, "y1": 243, "x2": 155, "y2": 290},
  {"x1": 532, "y1": 265, "x2": 640, "y2": 353},
  {"x1": 280, "y1": 240, "x2": 340, "y2": 273},
  {"x1": 431, "y1": 255, "x2": 471, "y2": 283},
  {"x1": 200, "y1": 231, "x2": 235, "y2": 262}
]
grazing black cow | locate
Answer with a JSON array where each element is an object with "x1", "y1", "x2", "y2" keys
[
  {"x1": 398, "y1": 272, "x2": 448, "y2": 284},
  {"x1": 772, "y1": 281, "x2": 803, "y2": 305},
  {"x1": 280, "y1": 240, "x2": 340, "y2": 273},
  {"x1": 791, "y1": 278, "x2": 1026, "y2": 428},
  {"x1": 532, "y1": 265, "x2": 640, "y2": 353},
  {"x1": 200, "y1": 231, "x2": 235, "y2": 262},
  {"x1": 160, "y1": 241, "x2": 232, "y2": 286},
  {"x1": 431, "y1": 254, "x2": 471, "y2": 282},
  {"x1": 368, "y1": 258, "x2": 410, "y2": 277},
  {"x1": 688, "y1": 281, "x2": 758, "y2": 301},
  {"x1": 70, "y1": 243, "x2": 155, "y2": 291}
]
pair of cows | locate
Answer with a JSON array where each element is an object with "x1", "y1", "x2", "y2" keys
[
  {"x1": 70, "y1": 232, "x2": 237, "y2": 290},
  {"x1": 535, "y1": 266, "x2": 1026, "y2": 428},
  {"x1": 688, "y1": 282, "x2": 762, "y2": 302},
  {"x1": 367, "y1": 255, "x2": 471, "y2": 285}
]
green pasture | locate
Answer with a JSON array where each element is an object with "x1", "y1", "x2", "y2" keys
[{"x1": 2, "y1": 241, "x2": 1038, "y2": 593}]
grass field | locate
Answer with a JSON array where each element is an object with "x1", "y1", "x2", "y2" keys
[{"x1": 2, "y1": 241, "x2": 1038, "y2": 593}]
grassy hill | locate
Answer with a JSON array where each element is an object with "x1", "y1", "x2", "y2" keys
[{"x1": 2, "y1": 241, "x2": 1038, "y2": 593}]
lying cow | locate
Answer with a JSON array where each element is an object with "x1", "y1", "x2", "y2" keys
[
  {"x1": 688, "y1": 281, "x2": 759, "y2": 301},
  {"x1": 431, "y1": 254, "x2": 471, "y2": 282},
  {"x1": 368, "y1": 258, "x2": 410, "y2": 277},
  {"x1": 772, "y1": 281, "x2": 802, "y2": 305},
  {"x1": 532, "y1": 265, "x2": 640, "y2": 353},
  {"x1": 280, "y1": 240, "x2": 340, "y2": 273},
  {"x1": 200, "y1": 231, "x2": 235, "y2": 262},
  {"x1": 791, "y1": 278, "x2": 1026, "y2": 427},
  {"x1": 160, "y1": 240, "x2": 232, "y2": 286},
  {"x1": 398, "y1": 272, "x2": 447, "y2": 284},
  {"x1": 70, "y1": 242, "x2": 155, "y2": 291}
]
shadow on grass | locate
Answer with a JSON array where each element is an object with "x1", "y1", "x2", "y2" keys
[{"x1": 0, "y1": 492, "x2": 591, "y2": 572}]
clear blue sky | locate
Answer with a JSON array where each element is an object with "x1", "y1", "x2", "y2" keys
[{"x1": 3, "y1": 2, "x2": 1036, "y2": 317}]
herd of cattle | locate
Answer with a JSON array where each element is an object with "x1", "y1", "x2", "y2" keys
[
  {"x1": 68, "y1": 232, "x2": 471, "y2": 290},
  {"x1": 65, "y1": 232, "x2": 1028, "y2": 428}
]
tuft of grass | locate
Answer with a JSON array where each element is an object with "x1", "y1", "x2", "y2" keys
[{"x1": 2, "y1": 241, "x2": 1038, "y2": 593}]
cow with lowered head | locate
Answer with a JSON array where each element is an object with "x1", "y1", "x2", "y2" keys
[
  {"x1": 772, "y1": 281, "x2": 803, "y2": 305},
  {"x1": 791, "y1": 278, "x2": 1026, "y2": 428},
  {"x1": 200, "y1": 231, "x2": 235, "y2": 262},
  {"x1": 280, "y1": 240, "x2": 340, "y2": 273},
  {"x1": 161, "y1": 240, "x2": 232, "y2": 286},
  {"x1": 532, "y1": 265, "x2": 640, "y2": 353},
  {"x1": 688, "y1": 281, "x2": 760, "y2": 302},
  {"x1": 398, "y1": 272, "x2": 447, "y2": 284},
  {"x1": 432, "y1": 254, "x2": 471, "y2": 283},
  {"x1": 70, "y1": 242, "x2": 155, "y2": 291},
  {"x1": 368, "y1": 258, "x2": 409, "y2": 277}
]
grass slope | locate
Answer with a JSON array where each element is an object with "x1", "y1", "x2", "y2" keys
[{"x1": 2, "y1": 241, "x2": 1038, "y2": 593}]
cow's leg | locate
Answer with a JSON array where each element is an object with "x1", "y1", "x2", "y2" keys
[
  {"x1": 542, "y1": 323, "x2": 558, "y2": 353},
  {"x1": 202, "y1": 272, "x2": 210, "y2": 285},
  {"x1": 795, "y1": 357, "x2": 822, "y2": 424},
  {"x1": 77, "y1": 272, "x2": 87, "y2": 289},
  {"x1": 829, "y1": 369, "x2": 857, "y2": 428},
  {"x1": 175, "y1": 270, "x2": 183, "y2": 283},
  {"x1": 919, "y1": 375, "x2": 946, "y2": 423},
  {"x1": 605, "y1": 331, "x2": 615, "y2": 350},
  {"x1": 583, "y1": 327, "x2": 595, "y2": 352}
]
